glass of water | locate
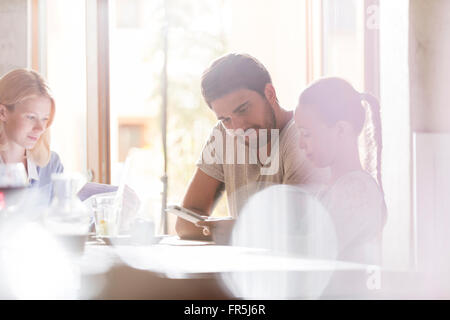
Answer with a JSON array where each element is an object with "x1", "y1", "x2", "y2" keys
[
  {"x1": 91, "y1": 193, "x2": 122, "y2": 237},
  {"x1": 0, "y1": 163, "x2": 29, "y2": 210}
]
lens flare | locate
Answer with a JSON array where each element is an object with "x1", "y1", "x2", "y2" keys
[
  {"x1": 222, "y1": 184, "x2": 338, "y2": 299},
  {"x1": 0, "y1": 222, "x2": 80, "y2": 299}
]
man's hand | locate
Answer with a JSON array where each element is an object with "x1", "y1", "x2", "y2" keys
[
  {"x1": 175, "y1": 168, "x2": 225, "y2": 240},
  {"x1": 196, "y1": 218, "x2": 235, "y2": 245},
  {"x1": 175, "y1": 216, "x2": 212, "y2": 241}
]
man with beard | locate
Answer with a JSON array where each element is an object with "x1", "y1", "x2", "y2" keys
[{"x1": 175, "y1": 53, "x2": 324, "y2": 241}]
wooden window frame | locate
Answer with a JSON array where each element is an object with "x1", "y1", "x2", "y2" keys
[{"x1": 86, "y1": 0, "x2": 111, "y2": 184}]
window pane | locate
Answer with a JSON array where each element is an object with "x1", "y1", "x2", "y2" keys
[
  {"x1": 109, "y1": 0, "x2": 228, "y2": 233},
  {"x1": 109, "y1": 0, "x2": 309, "y2": 233}
]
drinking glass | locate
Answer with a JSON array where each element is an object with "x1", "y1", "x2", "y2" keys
[{"x1": 0, "y1": 163, "x2": 29, "y2": 210}]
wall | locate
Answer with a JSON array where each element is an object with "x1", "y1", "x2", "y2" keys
[
  {"x1": 228, "y1": 0, "x2": 308, "y2": 110},
  {"x1": 0, "y1": 0, "x2": 29, "y2": 76},
  {"x1": 410, "y1": 0, "x2": 450, "y2": 133},
  {"x1": 410, "y1": 0, "x2": 450, "y2": 275},
  {"x1": 45, "y1": 0, "x2": 88, "y2": 175}
]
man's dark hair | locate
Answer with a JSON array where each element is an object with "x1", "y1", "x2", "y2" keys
[{"x1": 201, "y1": 53, "x2": 272, "y2": 107}]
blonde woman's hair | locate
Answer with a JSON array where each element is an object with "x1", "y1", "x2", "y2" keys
[{"x1": 0, "y1": 69, "x2": 55, "y2": 167}]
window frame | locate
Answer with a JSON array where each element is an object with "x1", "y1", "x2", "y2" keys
[{"x1": 86, "y1": 0, "x2": 111, "y2": 184}]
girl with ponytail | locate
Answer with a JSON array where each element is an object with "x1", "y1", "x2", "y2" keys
[{"x1": 294, "y1": 77, "x2": 386, "y2": 265}]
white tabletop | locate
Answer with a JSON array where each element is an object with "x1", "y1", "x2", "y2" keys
[{"x1": 81, "y1": 235, "x2": 373, "y2": 279}]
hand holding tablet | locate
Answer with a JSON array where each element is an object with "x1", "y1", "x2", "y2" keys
[
  {"x1": 165, "y1": 205, "x2": 207, "y2": 224},
  {"x1": 166, "y1": 205, "x2": 234, "y2": 243}
]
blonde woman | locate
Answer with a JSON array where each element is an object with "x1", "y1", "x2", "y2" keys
[{"x1": 0, "y1": 69, "x2": 63, "y2": 203}]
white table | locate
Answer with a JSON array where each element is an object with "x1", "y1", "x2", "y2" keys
[{"x1": 78, "y1": 236, "x2": 379, "y2": 299}]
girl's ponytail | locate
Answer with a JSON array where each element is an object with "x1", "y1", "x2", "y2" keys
[{"x1": 361, "y1": 93, "x2": 384, "y2": 197}]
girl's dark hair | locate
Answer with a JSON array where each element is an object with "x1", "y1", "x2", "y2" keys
[
  {"x1": 298, "y1": 77, "x2": 384, "y2": 197},
  {"x1": 201, "y1": 53, "x2": 272, "y2": 107}
]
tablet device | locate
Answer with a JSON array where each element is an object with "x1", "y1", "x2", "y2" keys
[{"x1": 165, "y1": 205, "x2": 207, "y2": 224}]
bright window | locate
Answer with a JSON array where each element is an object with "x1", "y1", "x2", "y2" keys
[{"x1": 109, "y1": 0, "x2": 310, "y2": 234}]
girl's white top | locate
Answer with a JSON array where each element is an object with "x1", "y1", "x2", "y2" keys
[{"x1": 318, "y1": 170, "x2": 386, "y2": 265}]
